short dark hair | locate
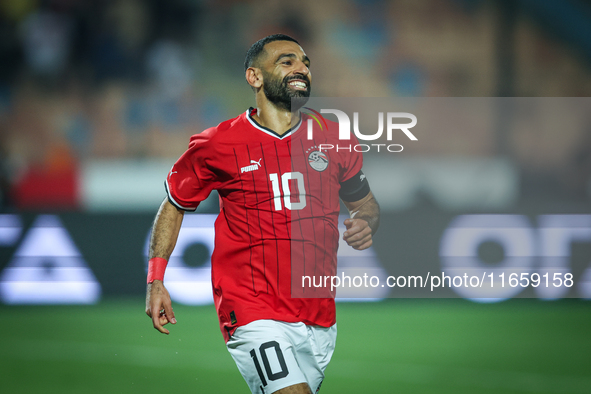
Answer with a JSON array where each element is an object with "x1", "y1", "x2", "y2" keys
[{"x1": 244, "y1": 34, "x2": 300, "y2": 72}]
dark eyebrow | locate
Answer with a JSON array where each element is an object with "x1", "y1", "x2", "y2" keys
[{"x1": 275, "y1": 53, "x2": 311, "y2": 66}]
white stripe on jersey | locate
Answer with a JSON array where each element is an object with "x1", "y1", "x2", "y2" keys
[
  {"x1": 245, "y1": 109, "x2": 303, "y2": 140},
  {"x1": 164, "y1": 180, "x2": 197, "y2": 211}
]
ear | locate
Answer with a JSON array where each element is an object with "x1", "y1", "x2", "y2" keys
[{"x1": 246, "y1": 67, "x2": 263, "y2": 89}]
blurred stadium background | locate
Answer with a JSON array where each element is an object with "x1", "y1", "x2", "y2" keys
[{"x1": 0, "y1": 0, "x2": 590, "y2": 393}]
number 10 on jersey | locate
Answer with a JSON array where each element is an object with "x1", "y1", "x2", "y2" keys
[{"x1": 269, "y1": 172, "x2": 306, "y2": 211}]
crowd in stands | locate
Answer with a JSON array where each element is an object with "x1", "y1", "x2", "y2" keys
[{"x1": 0, "y1": 0, "x2": 589, "y2": 209}]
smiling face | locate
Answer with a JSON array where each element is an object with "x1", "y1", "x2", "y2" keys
[{"x1": 258, "y1": 40, "x2": 312, "y2": 111}]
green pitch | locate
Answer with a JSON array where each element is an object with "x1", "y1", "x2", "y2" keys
[{"x1": 1, "y1": 299, "x2": 590, "y2": 393}]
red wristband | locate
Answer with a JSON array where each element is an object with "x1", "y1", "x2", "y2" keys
[{"x1": 147, "y1": 257, "x2": 168, "y2": 284}]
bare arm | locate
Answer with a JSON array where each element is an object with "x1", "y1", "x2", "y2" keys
[
  {"x1": 342, "y1": 191, "x2": 380, "y2": 250},
  {"x1": 145, "y1": 198, "x2": 185, "y2": 334}
]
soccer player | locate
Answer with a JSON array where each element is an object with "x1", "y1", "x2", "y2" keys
[{"x1": 145, "y1": 34, "x2": 379, "y2": 394}]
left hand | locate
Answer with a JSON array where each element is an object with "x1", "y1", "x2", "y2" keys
[{"x1": 343, "y1": 218, "x2": 373, "y2": 250}]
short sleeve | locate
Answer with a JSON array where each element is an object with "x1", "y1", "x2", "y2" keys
[{"x1": 165, "y1": 131, "x2": 218, "y2": 211}]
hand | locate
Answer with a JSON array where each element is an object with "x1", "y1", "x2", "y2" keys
[
  {"x1": 343, "y1": 218, "x2": 373, "y2": 250},
  {"x1": 145, "y1": 280, "x2": 177, "y2": 334}
]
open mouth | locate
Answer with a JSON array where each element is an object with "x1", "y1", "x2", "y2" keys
[{"x1": 287, "y1": 79, "x2": 308, "y2": 91}]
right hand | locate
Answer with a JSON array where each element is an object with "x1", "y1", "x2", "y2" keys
[{"x1": 145, "y1": 280, "x2": 177, "y2": 334}]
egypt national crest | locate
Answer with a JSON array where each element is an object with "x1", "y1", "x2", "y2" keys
[{"x1": 307, "y1": 148, "x2": 329, "y2": 172}]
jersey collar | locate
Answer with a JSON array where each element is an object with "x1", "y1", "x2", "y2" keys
[{"x1": 246, "y1": 107, "x2": 303, "y2": 140}]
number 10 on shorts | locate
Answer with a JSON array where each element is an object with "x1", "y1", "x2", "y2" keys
[{"x1": 250, "y1": 341, "x2": 289, "y2": 386}]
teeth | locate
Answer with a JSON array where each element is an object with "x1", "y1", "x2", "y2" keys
[{"x1": 290, "y1": 81, "x2": 306, "y2": 88}]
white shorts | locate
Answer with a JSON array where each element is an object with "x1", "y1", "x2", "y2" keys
[{"x1": 226, "y1": 320, "x2": 337, "y2": 394}]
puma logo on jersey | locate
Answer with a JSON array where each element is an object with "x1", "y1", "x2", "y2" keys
[
  {"x1": 360, "y1": 174, "x2": 366, "y2": 181},
  {"x1": 241, "y1": 158, "x2": 262, "y2": 173}
]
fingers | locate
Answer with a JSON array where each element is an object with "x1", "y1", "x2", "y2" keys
[
  {"x1": 164, "y1": 303, "x2": 177, "y2": 325},
  {"x1": 151, "y1": 305, "x2": 170, "y2": 334},
  {"x1": 344, "y1": 218, "x2": 353, "y2": 229},
  {"x1": 151, "y1": 305, "x2": 176, "y2": 334},
  {"x1": 351, "y1": 238, "x2": 372, "y2": 250},
  {"x1": 343, "y1": 219, "x2": 370, "y2": 240},
  {"x1": 146, "y1": 282, "x2": 176, "y2": 335},
  {"x1": 343, "y1": 219, "x2": 373, "y2": 250},
  {"x1": 347, "y1": 234, "x2": 373, "y2": 250}
]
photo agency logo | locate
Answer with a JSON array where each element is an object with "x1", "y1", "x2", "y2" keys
[{"x1": 302, "y1": 107, "x2": 417, "y2": 153}]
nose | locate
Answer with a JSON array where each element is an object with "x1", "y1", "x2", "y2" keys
[{"x1": 294, "y1": 60, "x2": 310, "y2": 77}]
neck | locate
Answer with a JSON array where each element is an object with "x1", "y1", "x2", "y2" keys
[{"x1": 252, "y1": 100, "x2": 301, "y2": 136}]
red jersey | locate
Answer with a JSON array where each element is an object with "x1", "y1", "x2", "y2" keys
[{"x1": 165, "y1": 108, "x2": 363, "y2": 341}]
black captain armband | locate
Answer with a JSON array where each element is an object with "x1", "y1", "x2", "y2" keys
[{"x1": 339, "y1": 170, "x2": 370, "y2": 202}]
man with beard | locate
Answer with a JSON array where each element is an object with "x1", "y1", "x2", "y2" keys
[{"x1": 145, "y1": 34, "x2": 379, "y2": 394}]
